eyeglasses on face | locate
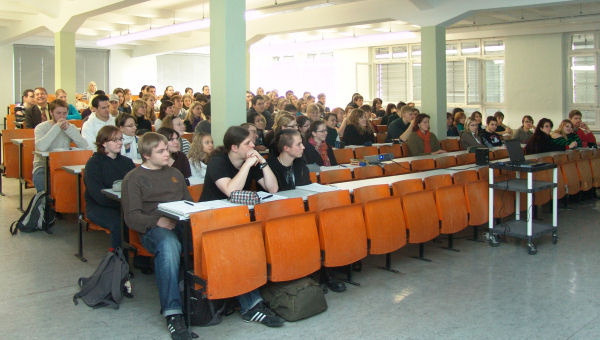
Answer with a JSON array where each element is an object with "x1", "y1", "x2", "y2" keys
[
  {"x1": 109, "y1": 137, "x2": 124, "y2": 143},
  {"x1": 315, "y1": 130, "x2": 327, "y2": 133}
]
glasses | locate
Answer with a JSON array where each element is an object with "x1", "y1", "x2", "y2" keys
[
  {"x1": 109, "y1": 137, "x2": 124, "y2": 143},
  {"x1": 315, "y1": 130, "x2": 327, "y2": 133}
]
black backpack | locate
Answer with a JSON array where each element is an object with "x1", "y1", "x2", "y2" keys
[
  {"x1": 73, "y1": 248, "x2": 133, "y2": 309},
  {"x1": 10, "y1": 191, "x2": 54, "y2": 235}
]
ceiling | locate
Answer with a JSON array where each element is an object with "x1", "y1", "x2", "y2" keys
[{"x1": 2, "y1": 0, "x2": 600, "y2": 56}]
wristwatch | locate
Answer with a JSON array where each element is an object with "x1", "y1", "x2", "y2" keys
[{"x1": 259, "y1": 162, "x2": 268, "y2": 169}]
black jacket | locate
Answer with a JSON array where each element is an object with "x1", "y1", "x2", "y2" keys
[{"x1": 302, "y1": 140, "x2": 337, "y2": 166}]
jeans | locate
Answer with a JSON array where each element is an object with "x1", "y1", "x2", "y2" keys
[
  {"x1": 85, "y1": 205, "x2": 122, "y2": 249},
  {"x1": 33, "y1": 167, "x2": 45, "y2": 193},
  {"x1": 238, "y1": 290, "x2": 262, "y2": 314},
  {"x1": 142, "y1": 225, "x2": 183, "y2": 317}
]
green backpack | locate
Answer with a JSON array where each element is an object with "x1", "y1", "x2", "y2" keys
[{"x1": 260, "y1": 277, "x2": 327, "y2": 322}]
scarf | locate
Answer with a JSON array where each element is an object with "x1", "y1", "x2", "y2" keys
[
  {"x1": 309, "y1": 137, "x2": 331, "y2": 166},
  {"x1": 417, "y1": 129, "x2": 431, "y2": 154}
]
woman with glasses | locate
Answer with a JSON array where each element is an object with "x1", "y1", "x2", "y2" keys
[
  {"x1": 156, "y1": 127, "x2": 192, "y2": 185},
  {"x1": 303, "y1": 120, "x2": 337, "y2": 166},
  {"x1": 84, "y1": 125, "x2": 135, "y2": 250},
  {"x1": 116, "y1": 113, "x2": 140, "y2": 160}
]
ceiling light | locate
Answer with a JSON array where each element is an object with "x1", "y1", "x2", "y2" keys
[{"x1": 97, "y1": 19, "x2": 210, "y2": 46}]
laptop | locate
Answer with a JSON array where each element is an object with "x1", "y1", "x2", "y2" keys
[{"x1": 504, "y1": 140, "x2": 542, "y2": 167}]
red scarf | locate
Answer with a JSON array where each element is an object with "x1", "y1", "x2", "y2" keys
[
  {"x1": 309, "y1": 137, "x2": 331, "y2": 166},
  {"x1": 417, "y1": 129, "x2": 431, "y2": 154}
]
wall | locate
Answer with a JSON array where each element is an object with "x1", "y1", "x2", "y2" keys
[
  {"x1": 109, "y1": 49, "x2": 157, "y2": 95},
  {"x1": 503, "y1": 33, "x2": 565, "y2": 128},
  {"x1": 0, "y1": 44, "x2": 14, "y2": 121}
]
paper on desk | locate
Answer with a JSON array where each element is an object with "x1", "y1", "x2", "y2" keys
[
  {"x1": 158, "y1": 200, "x2": 238, "y2": 219},
  {"x1": 296, "y1": 183, "x2": 340, "y2": 193},
  {"x1": 256, "y1": 191, "x2": 287, "y2": 202}
]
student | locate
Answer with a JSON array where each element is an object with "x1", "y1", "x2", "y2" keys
[
  {"x1": 33, "y1": 99, "x2": 89, "y2": 192},
  {"x1": 372, "y1": 98, "x2": 385, "y2": 117},
  {"x1": 386, "y1": 105, "x2": 416, "y2": 142},
  {"x1": 306, "y1": 103, "x2": 321, "y2": 122},
  {"x1": 550, "y1": 119, "x2": 580, "y2": 150},
  {"x1": 494, "y1": 111, "x2": 512, "y2": 136},
  {"x1": 22, "y1": 89, "x2": 42, "y2": 128},
  {"x1": 512, "y1": 115, "x2": 534, "y2": 143},
  {"x1": 470, "y1": 111, "x2": 484, "y2": 132},
  {"x1": 184, "y1": 101, "x2": 204, "y2": 132},
  {"x1": 525, "y1": 118, "x2": 565, "y2": 154},
  {"x1": 459, "y1": 117, "x2": 484, "y2": 150},
  {"x1": 324, "y1": 113, "x2": 339, "y2": 148},
  {"x1": 187, "y1": 132, "x2": 213, "y2": 184},
  {"x1": 406, "y1": 113, "x2": 446, "y2": 156},
  {"x1": 132, "y1": 99, "x2": 152, "y2": 133},
  {"x1": 182, "y1": 94, "x2": 193, "y2": 111},
  {"x1": 241, "y1": 122, "x2": 266, "y2": 152},
  {"x1": 479, "y1": 116, "x2": 503, "y2": 147},
  {"x1": 155, "y1": 100, "x2": 174, "y2": 130},
  {"x1": 116, "y1": 113, "x2": 140, "y2": 160},
  {"x1": 446, "y1": 112, "x2": 459, "y2": 137},
  {"x1": 84, "y1": 126, "x2": 135, "y2": 250},
  {"x1": 108, "y1": 94, "x2": 120, "y2": 117},
  {"x1": 303, "y1": 120, "x2": 337, "y2": 166},
  {"x1": 569, "y1": 109, "x2": 597, "y2": 147},
  {"x1": 156, "y1": 127, "x2": 191, "y2": 184},
  {"x1": 342, "y1": 108, "x2": 375, "y2": 146},
  {"x1": 247, "y1": 95, "x2": 273, "y2": 130},
  {"x1": 161, "y1": 115, "x2": 190, "y2": 155},
  {"x1": 122, "y1": 132, "x2": 194, "y2": 340},
  {"x1": 296, "y1": 115, "x2": 311, "y2": 139},
  {"x1": 171, "y1": 95, "x2": 186, "y2": 120},
  {"x1": 265, "y1": 114, "x2": 297, "y2": 157},
  {"x1": 452, "y1": 108, "x2": 466, "y2": 132},
  {"x1": 247, "y1": 112, "x2": 267, "y2": 150},
  {"x1": 194, "y1": 103, "x2": 211, "y2": 134},
  {"x1": 119, "y1": 88, "x2": 133, "y2": 114},
  {"x1": 24, "y1": 87, "x2": 50, "y2": 128},
  {"x1": 55, "y1": 89, "x2": 82, "y2": 120},
  {"x1": 143, "y1": 94, "x2": 157, "y2": 123},
  {"x1": 81, "y1": 94, "x2": 116, "y2": 151},
  {"x1": 381, "y1": 103, "x2": 398, "y2": 126},
  {"x1": 267, "y1": 130, "x2": 311, "y2": 191}
]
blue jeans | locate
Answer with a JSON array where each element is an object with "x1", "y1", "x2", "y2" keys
[
  {"x1": 142, "y1": 225, "x2": 183, "y2": 317},
  {"x1": 86, "y1": 205, "x2": 122, "y2": 249},
  {"x1": 33, "y1": 167, "x2": 45, "y2": 193},
  {"x1": 238, "y1": 289, "x2": 262, "y2": 314}
]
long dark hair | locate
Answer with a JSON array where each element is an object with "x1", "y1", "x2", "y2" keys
[
  {"x1": 385, "y1": 103, "x2": 396, "y2": 117},
  {"x1": 214, "y1": 126, "x2": 250, "y2": 155},
  {"x1": 525, "y1": 118, "x2": 553, "y2": 154},
  {"x1": 412, "y1": 113, "x2": 431, "y2": 132}
]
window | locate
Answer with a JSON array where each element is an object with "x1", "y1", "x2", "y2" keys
[
  {"x1": 567, "y1": 31, "x2": 600, "y2": 128},
  {"x1": 446, "y1": 60, "x2": 465, "y2": 103},
  {"x1": 375, "y1": 63, "x2": 408, "y2": 102}
]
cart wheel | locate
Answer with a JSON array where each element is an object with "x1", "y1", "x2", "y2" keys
[
  {"x1": 527, "y1": 242, "x2": 537, "y2": 255},
  {"x1": 552, "y1": 235, "x2": 558, "y2": 244},
  {"x1": 489, "y1": 234, "x2": 500, "y2": 247}
]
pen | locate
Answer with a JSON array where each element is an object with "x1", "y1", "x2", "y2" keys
[
  {"x1": 183, "y1": 200, "x2": 195, "y2": 206},
  {"x1": 262, "y1": 194, "x2": 273, "y2": 200}
]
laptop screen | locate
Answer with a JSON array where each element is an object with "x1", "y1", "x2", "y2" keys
[{"x1": 504, "y1": 140, "x2": 526, "y2": 164}]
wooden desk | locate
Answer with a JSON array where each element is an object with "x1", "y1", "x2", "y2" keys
[
  {"x1": 62, "y1": 165, "x2": 87, "y2": 262},
  {"x1": 11, "y1": 138, "x2": 34, "y2": 211}
]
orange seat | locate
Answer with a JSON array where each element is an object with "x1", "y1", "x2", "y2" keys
[
  {"x1": 556, "y1": 164, "x2": 567, "y2": 199},
  {"x1": 376, "y1": 125, "x2": 388, "y2": 133},
  {"x1": 424, "y1": 174, "x2": 452, "y2": 191},
  {"x1": 553, "y1": 154, "x2": 568, "y2": 165},
  {"x1": 319, "y1": 168, "x2": 352, "y2": 184},
  {"x1": 464, "y1": 180, "x2": 489, "y2": 240},
  {"x1": 383, "y1": 162, "x2": 410, "y2": 176},
  {"x1": 494, "y1": 186, "x2": 515, "y2": 219},
  {"x1": 49, "y1": 150, "x2": 93, "y2": 213},
  {"x1": 440, "y1": 139, "x2": 460, "y2": 152},
  {"x1": 401, "y1": 190, "x2": 440, "y2": 260},
  {"x1": 452, "y1": 170, "x2": 478, "y2": 185},
  {"x1": 537, "y1": 156, "x2": 554, "y2": 164},
  {"x1": 435, "y1": 185, "x2": 469, "y2": 249},
  {"x1": 181, "y1": 133, "x2": 194, "y2": 143},
  {"x1": 354, "y1": 146, "x2": 378, "y2": 159},
  {"x1": 187, "y1": 184, "x2": 203, "y2": 202},
  {"x1": 492, "y1": 149, "x2": 509, "y2": 160},
  {"x1": 477, "y1": 166, "x2": 500, "y2": 181},
  {"x1": 379, "y1": 144, "x2": 402, "y2": 158},
  {"x1": 353, "y1": 184, "x2": 390, "y2": 203},
  {"x1": 435, "y1": 156, "x2": 457, "y2": 169},
  {"x1": 68, "y1": 120, "x2": 83, "y2": 128},
  {"x1": 580, "y1": 150, "x2": 594, "y2": 160},
  {"x1": 2, "y1": 129, "x2": 34, "y2": 179},
  {"x1": 362, "y1": 197, "x2": 407, "y2": 270},
  {"x1": 531, "y1": 168, "x2": 553, "y2": 206},
  {"x1": 199, "y1": 222, "x2": 267, "y2": 299},
  {"x1": 576, "y1": 159, "x2": 593, "y2": 192},
  {"x1": 590, "y1": 158, "x2": 600, "y2": 188},
  {"x1": 263, "y1": 213, "x2": 321, "y2": 282},
  {"x1": 22, "y1": 139, "x2": 35, "y2": 187},
  {"x1": 568, "y1": 150, "x2": 580, "y2": 161},
  {"x1": 307, "y1": 190, "x2": 351, "y2": 212},
  {"x1": 376, "y1": 132, "x2": 387, "y2": 143},
  {"x1": 128, "y1": 229, "x2": 154, "y2": 257},
  {"x1": 316, "y1": 204, "x2": 367, "y2": 268},
  {"x1": 354, "y1": 165, "x2": 383, "y2": 180},
  {"x1": 309, "y1": 172, "x2": 317, "y2": 183},
  {"x1": 561, "y1": 161, "x2": 581, "y2": 196},
  {"x1": 456, "y1": 153, "x2": 475, "y2": 165},
  {"x1": 254, "y1": 197, "x2": 305, "y2": 221},
  {"x1": 392, "y1": 178, "x2": 423, "y2": 197},
  {"x1": 400, "y1": 144, "x2": 408, "y2": 157},
  {"x1": 410, "y1": 159, "x2": 435, "y2": 172},
  {"x1": 333, "y1": 148, "x2": 353, "y2": 164}
]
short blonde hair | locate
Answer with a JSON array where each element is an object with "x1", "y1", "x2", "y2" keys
[{"x1": 139, "y1": 132, "x2": 168, "y2": 160}]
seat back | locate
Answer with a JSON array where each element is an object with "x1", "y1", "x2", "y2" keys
[
  {"x1": 254, "y1": 197, "x2": 305, "y2": 221},
  {"x1": 392, "y1": 178, "x2": 423, "y2": 197},
  {"x1": 561, "y1": 161, "x2": 581, "y2": 195},
  {"x1": 576, "y1": 159, "x2": 593, "y2": 191},
  {"x1": 379, "y1": 144, "x2": 402, "y2": 158},
  {"x1": 383, "y1": 162, "x2": 410, "y2": 176},
  {"x1": 400, "y1": 143, "x2": 408, "y2": 157},
  {"x1": 353, "y1": 184, "x2": 390, "y2": 203},
  {"x1": 68, "y1": 120, "x2": 83, "y2": 128},
  {"x1": 319, "y1": 168, "x2": 352, "y2": 184},
  {"x1": 553, "y1": 153, "x2": 568, "y2": 165},
  {"x1": 580, "y1": 149, "x2": 594, "y2": 160},
  {"x1": 464, "y1": 180, "x2": 489, "y2": 226},
  {"x1": 187, "y1": 184, "x2": 203, "y2": 202},
  {"x1": 440, "y1": 139, "x2": 460, "y2": 152},
  {"x1": 456, "y1": 152, "x2": 475, "y2": 165},
  {"x1": 590, "y1": 158, "x2": 600, "y2": 188},
  {"x1": 532, "y1": 168, "x2": 553, "y2": 206},
  {"x1": 376, "y1": 132, "x2": 387, "y2": 143},
  {"x1": 317, "y1": 204, "x2": 367, "y2": 267},
  {"x1": 354, "y1": 165, "x2": 384, "y2": 180},
  {"x1": 452, "y1": 170, "x2": 478, "y2": 185},
  {"x1": 307, "y1": 190, "x2": 351, "y2": 212},
  {"x1": 264, "y1": 213, "x2": 321, "y2": 282},
  {"x1": 333, "y1": 148, "x2": 354, "y2": 164},
  {"x1": 181, "y1": 133, "x2": 194, "y2": 143},
  {"x1": 201, "y1": 222, "x2": 267, "y2": 299},
  {"x1": 354, "y1": 146, "x2": 377, "y2": 159},
  {"x1": 424, "y1": 174, "x2": 452, "y2": 190},
  {"x1": 435, "y1": 156, "x2": 457, "y2": 169},
  {"x1": 309, "y1": 172, "x2": 318, "y2": 183},
  {"x1": 435, "y1": 185, "x2": 469, "y2": 235},
  {"x1": 401, "y1": 190, "x2": 440, "y2": 244},
  {"x1": 410, "y1": 159, "x2": 435, "y2": 172},
  {"x1": 362, "y1": 197, "x2": 407, "y2": 255},
  {"x1": 568, "y1": 150, "x2": 580, "y2": 161},
  {"x1": 190, "y1": 205, "x2": 251, "y2": 237},
  {"x1": 2, "y1": 129, "x2": 34, "y2": 178},
  {"x1": 492, "y1": 149, "x2": 509, "y2": 160},
  {"x1": 49, "y1": 150, "x2": 93, "y2": 213},
  {"x1": 375, "y1": 125, "x2": 388, "y2": 133},
  {"x1": 537, "y1": 156, "x2": 554, "y2": 164},
  {"x1": 22, "y1": 139, "x2": 35, "y2": 186}
]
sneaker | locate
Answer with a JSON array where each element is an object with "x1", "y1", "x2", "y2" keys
[
  {"x1": 166, "y1": 314, "x2": 191, "y2": 340},
  {"x1": 241, "y1": 302, "x2": 284, "y2": 327}
]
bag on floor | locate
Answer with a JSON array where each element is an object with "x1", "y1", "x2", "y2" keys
[
  {"x1": 73, "y1": 248, "x2": 132, "y2": 309},
  {"x1": 9, "y1": 191, "x2": 53, "y2": 235},
  {"x1": 189, "y1": 290, "x2": 228, "y2": 327},
  {"x1": 260, "y1": 277, "x2": 327, "y2": 321}
]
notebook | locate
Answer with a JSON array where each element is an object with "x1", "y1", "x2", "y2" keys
[{"x1": 504, "y1": 140, "x2": 542, "y2": 167}]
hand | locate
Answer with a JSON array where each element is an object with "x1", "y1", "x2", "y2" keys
[
  {"x1": 156, "y1": 217, "x2": 176, "y2": 230},
  {"x1": 580, "y1": 122, "x2": 590, "y2": 133},
  {"x1": 409, "y1": 118, "x2": 416, "y2": 127},
  {"x1": 55, "y1": 118, "x2": 69, "y2": 130},
  {"x1": 569, "y1": 141, "x2": 578, "y2": 149},
  {"x1": 243, "y1": 150, "x2": 261, "y2": 167}
]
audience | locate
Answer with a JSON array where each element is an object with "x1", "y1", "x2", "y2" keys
[
  {"x1": 155, "y1": 100, "x2": 174, "y2": 130},
  {"x1": 479, "y1": 116, "x2": 503, "y2": 147},
  {"x1": 25, "y1": 87, "x2": 51, "y2": 128},
  {"x1": 132, "y1": 99, "x2": 152, "y2": 133},
  {"x1": 33, "y1": 99, "x2": 88, "y2": 192},
  {"x1": 372, "y1": 98, "x2": 385, "y2": 117},
  {"x1": 550, "y1": 119, "x2": 580, "y2": 150},
  {"x1": 248, "y1": 112, "x2": 267, "y2": 149},
  {"x1": 569, "y1": 109, "x2": 597, "y2": 147},
  {"x1": 143, "y1": 94, "x2": 157, "y2": 122},
  {"x1": 512, "y1": 115, "x2": 534, "y2": 143},
  {"x1": 297, "y1": 115, "x2": 311, "y2": 139},
  {"x1": 459, "y1": 117, "x2": 484, "y2": 150},
  {"x1": 381, "y1": 103, "x2": 398, "y2": 126},
  {"x1": 265, "y1": 114, "x2": 297, "y2": 157},
  {"x1": 306, "y1": 103, "x2": 321, "y2": 122},
  {"x1": 161, "y1": 115, "x2": 190, "y2": 155},
  {"x1": 187, "y1": 132, "x2": 213, "y2": 184},
  {"x1": 324, "y1": 113, "x2": 339, "y2": 148},
  {"x1": 194, "y1": 102, "x2": 211, "y2": 134},
  {"x1": 156, "y1": 127, "x2": 191, "y2": 184},
  {"x1": 446, "y1": 112, "x2": 459, "y2": 137},
  {"x1": 470, "y1": 111, "x2": 483, "y2": 132},
  {"x1": 406, "y1": 113, "x2": 446, "y2": 156},
  {"x1": 116, "y1": 113, "x2": 140, "y2": 160},
  {"x1": 84, "y1": 125, "x2": 135, "y2": 250},
  {"x1": 55, "y1": 89, "x2": 82, "y2": 120},
  {"x1": 452, "y1": 108, "x2": 466, "y2": 133},
  {"x1": 342, "y1": 108, "x2": 375, "y2": 146},
  {"x1": 525, "y1": 118, "x2": 565, "y2": 154},
  {"x1": 303, "y1": 120, "x2": 337, "y2": 166},
  {"x1": 184, "y1": 101, "x2": 204, "y2": 132},
  {"x1": 22, "y1": 88, "x2": 42, "y2": 128},
  {"x1": 82, "y1": 95, "x2": 116, "y2": 151},
  {"x1": 494, "y1": 111, "x2": 512, "y2": 136},
  {"x1": 267, "y1": 129, "x2": 311, "y2": 190},
  {"x1": 241, "y1": 123, "x2": 266, "y2": 152},
  {"x1": 120, "y1": 88, "x2": 132, "y2": 114},
  {"x1": 386, "y1": 105, "x2": 416, "y2": 142},
  {"x1": 248, "y1": 95, "x2": 273, "y2": 130}
]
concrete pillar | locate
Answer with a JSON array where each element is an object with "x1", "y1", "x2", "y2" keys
[
  {"x1": 210, "y1": 0, "x2": 246, "y2": 145},
  {"x1": 420, "y1": 25, "x2": 446, "y2": 137},
  {"x1": 54, "y1": 31, "x2": 77, "y2": 103}
]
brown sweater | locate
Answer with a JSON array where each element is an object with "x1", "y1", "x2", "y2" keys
[{"x1": 122, "y1": 165, "x2": 192, "y2": 233}]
